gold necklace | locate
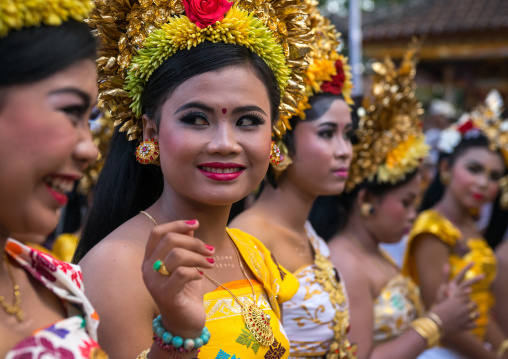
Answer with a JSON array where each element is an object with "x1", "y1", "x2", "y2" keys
[
  {"x1": 0, "y1": 253, "x2": 23, "y2": 322},
  {"x1": 139, "y1": 211, "x2": 274, "y2": 346},
  {"x1": 199, "y1": 234, "x2": 274, "y2": 347}
]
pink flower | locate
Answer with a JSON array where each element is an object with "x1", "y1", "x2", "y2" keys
[
  {"x1": 321, "y1": 59, "x2": 346, "y2": 95},
  {"x1": 183, "y1": 0, "x2": 233, "y2": 28}
]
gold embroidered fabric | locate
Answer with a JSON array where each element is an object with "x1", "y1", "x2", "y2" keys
[
  {"x1": 373, "y1": 274, "x2": 424, "y2": 344},
  {"x1": 283, "y1": 223, "x2": 356, "y2": 359},
  {"x1": 403, "y1": 209, "x2": 497, "y2": 340}
]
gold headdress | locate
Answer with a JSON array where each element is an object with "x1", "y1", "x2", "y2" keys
[
  {"x1": 87, "y1": 0, "x2": 312, "y2": 143},
  {"x1": 0, "y1": 0, "x2": 94, "y2": 37},
  {"x1": 437, "y1": 90, "x2": 508, "y2": 208},
  {"x1": 346, "y1": 40, "x2": 429, "y2": 192},
  {"x1": 270, "y1": 0, "x2": 353, "y2": 173}
]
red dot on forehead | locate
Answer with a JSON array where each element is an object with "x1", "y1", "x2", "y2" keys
[{"x1": 222, "y1": 108, "x2": 227, "y2": 114}]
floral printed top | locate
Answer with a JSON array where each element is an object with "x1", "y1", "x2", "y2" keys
[{"x1": 4, "y1": 239, "x2": 107, "y2": 359}]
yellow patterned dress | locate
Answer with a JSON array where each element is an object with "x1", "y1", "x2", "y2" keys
[
  {"x1": 282, "y1": 223, "x2": 356, "y2": 359},
  {"x1": 200, "y1": 228, "x2": 299, "y2": 359},
  {"x1": 402, "y1": 209, "x2": 497, "y2": 341}
]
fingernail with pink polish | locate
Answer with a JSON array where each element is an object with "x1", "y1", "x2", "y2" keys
[
  {"x1": 205, "y1": 244, "x2": 214, "y2": 252},
  {"x1": 197, "y1": 269, "x2": 204, "y2": 275},
  {"x1": 185, "y1": 219, "x2": 197, "y2": 225},
  {"x1": 206, "y1": 257, "x2": 215, "y2": 264}
]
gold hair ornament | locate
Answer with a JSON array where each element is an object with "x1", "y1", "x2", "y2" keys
[
  {"x1": 346, "y1": 39, "x2": 429, "y2": 192},
  {"x1": 0, "y1": 0, "x2": 94, "y2": 37},
  {"x1": 270, "y1": 0, "x2": 353, "y2": 175},
  {"x1": 87, "y1": 0, "x2": 312, "y2": 143}
]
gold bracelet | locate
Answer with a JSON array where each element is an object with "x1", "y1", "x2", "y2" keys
[
  {"x1": 427, "y1": 312, "x2": 444, "y2": 336},
  {"x1": 411, "y1": 317, "x2": 441, "y2": 348},
  {"x1": 137, "y1": 349, "x2": 150, "y2": 359},
  {"x1": 497, "y1": 339, "x2": 508, "y2": 357}
]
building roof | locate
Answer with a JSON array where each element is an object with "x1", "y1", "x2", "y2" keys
[{"x1": 361, "y1": 0, "x2": 508, "y2": 41}]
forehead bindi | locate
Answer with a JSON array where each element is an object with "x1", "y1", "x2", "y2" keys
[{"x1": 222, "y1": 108, "x2": 227, "y2": 114}]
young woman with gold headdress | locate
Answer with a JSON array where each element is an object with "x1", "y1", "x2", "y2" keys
[
  {"x1": 324, "y1": 44, "x2": 479, "y2": 359},
  {"x1": 229, "y1": 2, "x2": 356, "y2": 358},
  {"x1": 0, "y1": 1, "x2": 106, "y2": 357},
  {"x1": 71, "y1": 0, "x2": 314, "y2": 357},
  {"x1": 402, "y1": 90, "x2": 508, "y2": 359}
]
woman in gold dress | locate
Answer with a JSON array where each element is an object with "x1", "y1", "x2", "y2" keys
[
  {"x1": 327, "y1": 45, "x2": 479, "y2": 359},
  {"x1": 403, "y1": 90, "x2": 508, "y2": 358}
]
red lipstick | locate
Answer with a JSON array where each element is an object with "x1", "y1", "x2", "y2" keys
[
  {"x1": 197, "y1": 162, "x2": 246, "y2": 182},
  {"x1": 45, "y1": 184, "x2": 69, "y2": 206},
  {"x1": 472, "y1": 192, "x2": 484, "y2": 201},
  {"x1": 333, "y1": 167, "x2": 349, "y2": 179}
]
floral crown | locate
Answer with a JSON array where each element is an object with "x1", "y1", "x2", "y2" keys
[
  {"x1": 87, "y1": 0, "x2": 312, "y2": 142},
  {"x1": 0, "y1": 0, "x2": 94, "y2": 37},
  {"x1": 345, "y1": 41, "x2": 429, "y2": 192},
  {"x1": 270, "y1": 0, "x2": 353, "y2": 173},
  {"x1": 438, "y1": 90, "x2": 508, "y2": 164}
]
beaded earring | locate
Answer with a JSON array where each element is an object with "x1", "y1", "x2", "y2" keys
[{"x1": 136, "y1": 139, "x2": 159, "y2": 165}]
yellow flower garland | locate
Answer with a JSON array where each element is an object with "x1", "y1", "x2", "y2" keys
[
  {"x1": 125, "y1": 6, "x2": 290, "y2": 118},
  {"x1": 0, "y1": 0, "x2": 94, "y2": 37}
]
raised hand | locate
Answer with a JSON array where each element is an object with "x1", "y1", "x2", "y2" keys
[{"x1": 142, "y1": 219, "x2": 214, "y2": 339}]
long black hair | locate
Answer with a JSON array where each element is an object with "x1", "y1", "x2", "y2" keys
[
  {"x1": 0, "y1": 20, "x2": 96, "y2": 89},
  {"x1": 74, "y1": 42, "x2": 281, "y2": 262},
  {"x1": 420, "y1": 134, "x2": 508, "y2": 248}
]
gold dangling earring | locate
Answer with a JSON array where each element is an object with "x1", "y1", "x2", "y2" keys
[
  {"x1": 440, "y1": 171, "x2": 450, "y2": 185},
  {"x1": 270, "y1": 141, "x2": 280, "y2": 165},
  {"x1": 136, "y1": 139, "x2": 159, "y2": 165},
  {"x1": 360, "y1": 203, "x2": 374, "y2": 218}
]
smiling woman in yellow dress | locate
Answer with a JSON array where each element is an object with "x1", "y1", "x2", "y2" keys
[{"x1": 70, "y1": 0, "x2": 317, "y2": 358}]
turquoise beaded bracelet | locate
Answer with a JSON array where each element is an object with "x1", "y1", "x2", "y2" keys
[{"x1": 152, "y1": 315, "x2": 211, "y2": 351}]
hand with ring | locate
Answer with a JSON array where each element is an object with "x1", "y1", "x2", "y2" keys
[{"x1": 142, "y1": 219, "x2": 215, "y2": 339}]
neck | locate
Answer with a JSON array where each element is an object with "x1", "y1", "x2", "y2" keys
[
  {"x1": 341, "y1": 211, "x2": 380, "y2": 254},
  {"x1": 254, "y1": 178, "x2": 316, "y2": 232},
  {"x1": 149, "y1": 187, "x2": 233, "y2": 249},
  {"x1": 435, "y1": 188, "x2": 472, "y2": 226}
]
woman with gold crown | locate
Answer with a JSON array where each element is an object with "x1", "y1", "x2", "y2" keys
[
  {"x1": 229, "y1": 2, "x2": 356, "y2": 358},
  {"x1": 325, "y1": 44, "x2": 480, "y2": 359},
  {"x1": 0, "y1": 0, "x2": 107, "y2": 357},
  {"x1": 402, "y1": 90, "x2": 508, "y2": 359},
  {"x1": 71, "y1": 0, "x2": 314, "y2": 357}
]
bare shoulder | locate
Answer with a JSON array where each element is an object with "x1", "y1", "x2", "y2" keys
[{"x1": 230, "y1": 209, "x2": 279, "y2": 248}]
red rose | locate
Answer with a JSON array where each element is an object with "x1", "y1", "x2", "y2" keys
[
  {"x1": 321, "y1": 59, "x2": 346, "y2": 95},
  {"x1": 457, "y1": 119, "x2": 475, "y2": 134},
  {"x1": 183, "y1": 0, "x2": 233, "y2": 29}
]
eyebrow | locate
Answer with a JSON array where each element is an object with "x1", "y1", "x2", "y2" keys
[
  {"x1": 318, "y1": 122, "x2": 337, "y2": 128},
  {"x1": 49, "y1": 87, "x2": 91, "y2": 108},
  {"x1": 174, "y1": 102, "x2": 267, "y2": 116}
]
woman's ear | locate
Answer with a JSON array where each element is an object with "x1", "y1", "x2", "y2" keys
[
  {"x1": 357, "y1": 189, "x2": 377, "y2": 217},
  {"x1": 142, "y1": 114, "x2": 158, "y2": 141}
]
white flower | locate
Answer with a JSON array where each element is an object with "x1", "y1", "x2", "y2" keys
[
  {"x1": 500, "y1": 121, "x2": 508, "y2": 132},
  {"x1": 438, "y1": 128, "x2": 461, "y2": 153}
]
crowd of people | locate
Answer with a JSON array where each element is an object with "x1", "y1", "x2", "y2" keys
[{"x1": 1, "y1": 0, "x2": 507, "y2": 358}]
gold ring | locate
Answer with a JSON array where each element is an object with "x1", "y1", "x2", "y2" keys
[
  {"x1": 469, "y1": 311, "x2": 477, "y2": 320},
  {"x1": 153, "y1": 260, "x2": 170, "y2": 276},
  {"x1": 468, "y1": 302, "x2": 475, "y2": 311}
]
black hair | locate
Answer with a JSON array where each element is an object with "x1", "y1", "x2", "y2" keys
[
  {"x1": 0, "y1": 20, "x2": 96, "y2": 87},
  {"x1": 420, "y1": 133, "x2": 508, "y2": 248},
  {"x1": 74, "y1": 42, "x2": 281, "y2": 262},
  {"x1": 266, "y1": 92, "x2": 345, "y2": 188},
  {"x1": 309, "y1": 170, "x2": 419, "y2": 241},
  {"x1": 420, "y1": 134, "x2": 505, "y2": 210}
]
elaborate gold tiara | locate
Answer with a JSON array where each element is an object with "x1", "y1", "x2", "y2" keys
[
  {"x1": 270, "y1": 0, "x2": 353, "y2": 173},
  {"x1": 87, "y1": 0, "x2": 312, "y2": 142},
  {"x1": 0, "y1": 0, "x2": 94, "y2": 37},
  {"x1": 346, "y1": 40, "x2": 429, "y2": 192},
  {"x1": 293, "y1": 0, "x2": 353, "y2": 121}
]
